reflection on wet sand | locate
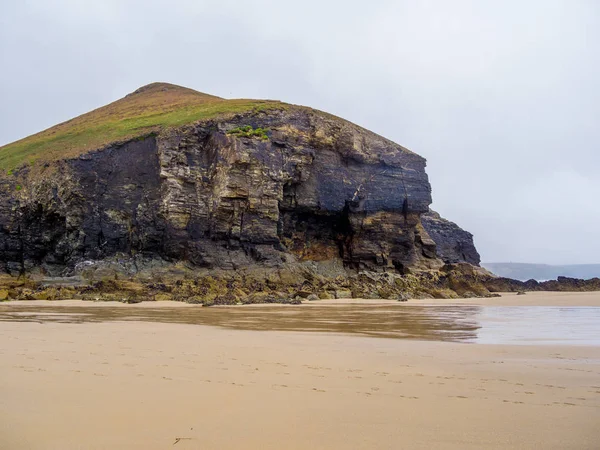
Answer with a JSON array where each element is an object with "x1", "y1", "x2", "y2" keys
[
  {"x1": 1, "y1": 303, "x2": 599, "y2": 345},
  {"x1": 0, "y1": 304, "x2": 481, "y2": 342}
]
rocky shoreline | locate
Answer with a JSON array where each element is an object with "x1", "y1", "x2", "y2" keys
[{"x1": 1, "y1": 259, "x2": 598, "y2": 306}]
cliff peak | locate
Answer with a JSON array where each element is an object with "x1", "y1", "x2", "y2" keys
[
  {"x1": 126, "y1": 82, "x2": 219, "y2": 99},
  {"x1": 0, "y1": 83, "x2": 276, "y2": 170}
]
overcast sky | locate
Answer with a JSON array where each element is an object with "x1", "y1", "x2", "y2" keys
[{"x1": 1, "y1": 0, "x2": 598, "y2": 264}]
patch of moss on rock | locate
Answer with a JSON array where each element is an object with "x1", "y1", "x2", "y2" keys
[{"x1": 227, "y1": 125, "x2": 269, "y2": 140}]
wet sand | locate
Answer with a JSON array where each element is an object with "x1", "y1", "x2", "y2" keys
[
  {"x1": 412, "y1": 290, "x2": 600, "y2": 307},
  {"x1": 1, "y1": 293, "x2": 599, "y2": 449}
]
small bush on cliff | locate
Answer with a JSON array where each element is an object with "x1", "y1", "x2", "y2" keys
[{"x1": 227, "y1": 125, "x2": 269, "y2": 140}]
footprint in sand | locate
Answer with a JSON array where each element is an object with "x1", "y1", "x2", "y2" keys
[{"x1": 537, "y1": 384, "x2": 566, "y2": 390}]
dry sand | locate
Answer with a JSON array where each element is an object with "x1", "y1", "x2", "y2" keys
[{"x1": 1, "y1": 292, "x2": 599, "y2": 449}]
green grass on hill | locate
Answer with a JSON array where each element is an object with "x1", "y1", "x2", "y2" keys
[{"x1": 0, "y1": 83, "x2": 284, "y2": 170}]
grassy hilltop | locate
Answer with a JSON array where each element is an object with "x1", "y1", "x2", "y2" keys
[{"x1": 0, "y1": 83, "x2": 283, "y2": 170}]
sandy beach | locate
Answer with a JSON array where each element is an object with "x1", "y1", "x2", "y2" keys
[{"x1": 1, "y1": 293, "x2": 599, "y2": 449}]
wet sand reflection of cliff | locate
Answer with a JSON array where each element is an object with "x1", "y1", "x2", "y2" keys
[{"x1": 0, "y1": 304, "x2": 481, "y2": 342}]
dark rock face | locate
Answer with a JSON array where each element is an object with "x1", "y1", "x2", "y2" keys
[
  {"x1": 0, "y1": 108, "x2": 443, "y2": 276},
  {"x1": 421, "y1": 210, "x2": 481, "y2": 266}
]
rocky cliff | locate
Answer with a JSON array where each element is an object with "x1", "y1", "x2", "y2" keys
[
  {"x1": 421, "y1": 210, "x2": 481, "y2": 266},
  {"x1": 0, "y1": 83, "x2": 492, "y2": 302}
]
